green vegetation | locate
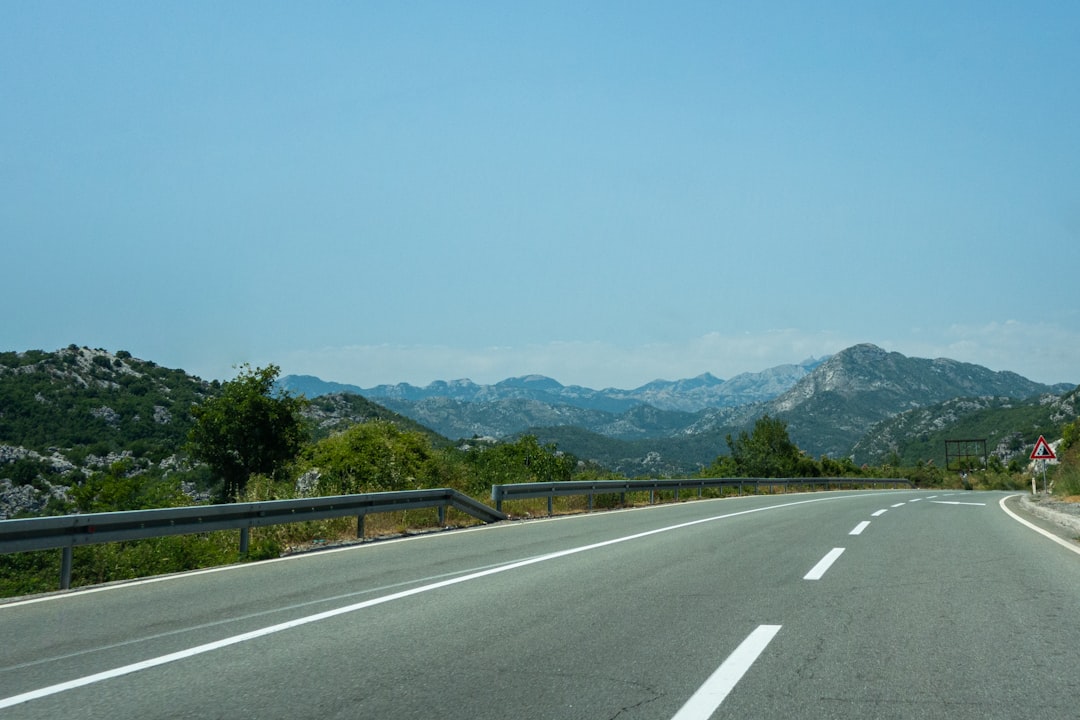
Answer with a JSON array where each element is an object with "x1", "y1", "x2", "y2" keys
[
  {"x1": 1048, "y1": 420, "x2": 1080, "y2": 497},
  {"x1": 187, "y1": 364, "x2": 308, "y2": 501},
  {"x1": 721, "y1": 414, "x2": 802, "y2": 477},
  {"x1": 0, "y1": 346, "x2": 210, "y2": 462}
]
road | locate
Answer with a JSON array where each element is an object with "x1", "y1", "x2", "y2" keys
[{"x1": 2, "y1": 490, "x2": 1079, "y2": 719}]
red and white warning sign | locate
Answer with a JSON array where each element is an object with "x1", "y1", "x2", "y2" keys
[{"x1": 1030, "y1": 435, "x2": 1057, "y2": 461}]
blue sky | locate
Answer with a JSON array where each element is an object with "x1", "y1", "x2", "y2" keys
[{"x1": 3, "y1": 2, "x2": 1078, "y2": 389}]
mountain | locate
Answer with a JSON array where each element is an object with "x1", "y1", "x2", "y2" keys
[
  {"x1": 279, "y1": 356, "x2": 825, "y2": 415},
  {"x1": 753, "y1": 343, "x2": 1073, "y2": 458}
]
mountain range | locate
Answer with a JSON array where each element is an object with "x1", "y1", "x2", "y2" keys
[
  {"x1": 281, "y1": 344, "x2": 1076, "y2": 474},
  {"x1": 282, "y1": 356, "x2": 826, "y2": 414}
]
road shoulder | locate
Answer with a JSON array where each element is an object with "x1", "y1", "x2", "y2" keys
[{"x1": 1004, "y1": 494, "x2": 1080, "y2": 548}]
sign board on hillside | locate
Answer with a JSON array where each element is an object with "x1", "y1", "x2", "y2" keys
[{"x1": 1030, "y1": 435, "x2": 1056, "y2": 461}]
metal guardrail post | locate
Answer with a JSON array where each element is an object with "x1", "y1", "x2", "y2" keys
[
  {"x1": 60, "y1": 546, "x2": 73, "y2": 590},
  {"x1": 438, "y1": 505, "x2": 446, "y2": 526},
  {"x1": 240, "y1": 527, "x2": 250, "y2": 556},
  {"x1": 357, "y1": 514, "x2": 365, "y2": 538}
]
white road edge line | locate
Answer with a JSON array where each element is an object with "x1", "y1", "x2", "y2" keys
[
  {"x1": 670, "y1": 624, "x2": 782, "y2": 720},
  {"x1": 0, "y1": 496, "x2": 846, "y2": 710},
  {"x1": 849, "y1": 521, "x2": 871, "y2": 535},
  {"x1": 999, "y1": 495, "x2": 1080, "y2": 557},
  {"x1": 804, "y1": 548, "x2": 845, "y2": 580},
  {"x1": 871, "y1": 509, "x2": 888, "y2": 517}
]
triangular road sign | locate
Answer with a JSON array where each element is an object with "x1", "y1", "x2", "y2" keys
[{"x1": 1030, "y1": 435, "x2": 1057, "y2": 461}]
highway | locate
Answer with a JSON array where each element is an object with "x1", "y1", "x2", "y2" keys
[{"x1": 2, "y1": 490, "x2": 1079, "y2": 719}]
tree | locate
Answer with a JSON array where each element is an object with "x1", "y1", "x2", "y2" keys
[
  {"x1": 725, "y1": 414, "x2": 802, "y2": 478},
  {"x1": 187, "y1": 364, "x2": 308, "y2": 501}
]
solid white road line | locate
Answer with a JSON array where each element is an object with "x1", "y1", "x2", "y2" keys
[
  {"x1": 849, "y1": 521, "x2": 871, "y2": 535},
  {"x1": 804, "y1": 548, "x2": 845, "y2": 580},
  {"x1": 999, "y1": 495, "x2": 1080, "y2": 557},
  {"x1": 871, "y1": 509, "x2": 888, "y2": 517},
  {"x1": 670, "y1": 624, "x2": 782, "y2": 720}
]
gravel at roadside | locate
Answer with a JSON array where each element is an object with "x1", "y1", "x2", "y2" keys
[{"x1": 1018, "y1": 494, "x2": 1080, "y2": 538}]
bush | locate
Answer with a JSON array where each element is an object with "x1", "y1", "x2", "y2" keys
[
  {"x1": 1062, "y1": 421, "x2": 1078, "y2": 452},
  {"x1": 5, "y1": 457, "x2": 44, "y2": 486}
]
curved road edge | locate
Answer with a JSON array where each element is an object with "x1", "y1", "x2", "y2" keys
[{"x1": 1001, "y1": 494, "x2": 1080, "y2": 555}]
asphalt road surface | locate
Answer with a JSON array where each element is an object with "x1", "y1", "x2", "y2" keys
[{"x1": 2, "y1": 490, "x2": 1079, "y2": 719}]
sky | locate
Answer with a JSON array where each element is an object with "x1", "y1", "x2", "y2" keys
[{"x1": 3, "y1": 2, "x2": 1078, "y2": 390}]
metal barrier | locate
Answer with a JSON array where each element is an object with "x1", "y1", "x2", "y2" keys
[
  {"x1": 0, "y1": 488, "x2": 507, "y2": 591},
  {"x1": 491, "y1": 477, "x2": 913, "y2": 514}
]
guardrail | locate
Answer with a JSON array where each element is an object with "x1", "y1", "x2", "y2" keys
[
  {"x1": 491, "y1": 477, "x2": 913, "y2": 514},
  {"x1": 0, "y1": 488, "x2": 506, "y2": 591}
]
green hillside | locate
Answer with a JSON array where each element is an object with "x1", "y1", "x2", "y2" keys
[
  {"x1": 851, "y1": 386, "x2": 1079, "y2": 468},
  {"x1": 0, "y1": 346, "x2": 213, "y2": 461}
]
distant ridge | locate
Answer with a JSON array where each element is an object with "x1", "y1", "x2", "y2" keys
[{"x1": 278, "y1": 356, "x2": 826, "y2": 414}]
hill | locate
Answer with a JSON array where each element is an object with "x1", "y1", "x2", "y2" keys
[
  {"x1": 0, "y1": 346, "x2": 214, "y2": 462},
  {"x1": 0, "y1": 347, "x2": 442, "y2": 518},
  {"x1": 304, "y1": 392, "x2": 451, "y2": 446},
  {"x1": 850, "y1": 385, "x2": 1080, "y2": 468},
  {"x1": 0, "y1": 346, "x2": 217, "y2": 517}
]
